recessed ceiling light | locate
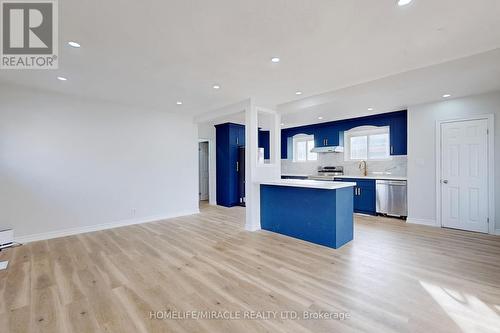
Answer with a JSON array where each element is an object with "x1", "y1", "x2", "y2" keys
[
  {"x1": 295, "y1": 91, "x2": 303, "y2": 95},
  {"x1": 57, "y1": 76, "x2": 67, "y2": 81},
  {"x1": 442, "y1": 94, "x2": 451, "y2": 98},
  {"x1": 398, "y1": 0, "x2": 413, "y2": 6},
  {"x1": 318, "y1": 116, "x2": 323, "y2": 120},
  {"x1": 68, "y1": 41, "x2": 81, "y2": 48},
  {"x1": 271, "y1": 57, "x2": 280, "y2": 63},
  {"x1": 368, "y1": 107, "x2": 374, "y2": 111},
  {"x1": 213, "y1": 84, "x2": 220, "y2": 90},
  {"x1": 176, "y1": 101, "x2": 183, "y2": 105}
]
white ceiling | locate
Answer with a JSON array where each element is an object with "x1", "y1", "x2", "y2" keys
[
  {"x1": 1, "y1": 0, "x2": 500, "y2": 116},
  {"x1": 280, "y1": 48, "x2": 500, "y2": 127}
]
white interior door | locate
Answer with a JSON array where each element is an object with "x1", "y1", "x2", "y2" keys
[
  {"x1": 441, "y1": 119, "x2": 489, "y2": 233},
  {"x1": 198, "y1": 142, "x2": 209, "y2": 201}
]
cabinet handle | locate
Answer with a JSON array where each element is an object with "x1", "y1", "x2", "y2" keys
[
  {"x1": 237, "y1": 137, "x2": 239, "y2": 145},
  {"x1": 325, "y1": 139, "x2": 328, "y2": 146},
  {"x1": 236, "y1": 161, "x2": 239, "y2": 172},
  {"x1": 390, "y1": 146, "x2": 394, "y2": 154},
  {"x1": 358, "y1": 187, "x2": 361, "y2": 196}
]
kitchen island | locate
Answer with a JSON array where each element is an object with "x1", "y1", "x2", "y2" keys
[{"x1": 260, "y1": 179, "x2": 356, "y2": 249}]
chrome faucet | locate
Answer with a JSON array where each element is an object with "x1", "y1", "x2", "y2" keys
[{"x1": 358, "y1": 160, "x2": 367, "y2": 176}]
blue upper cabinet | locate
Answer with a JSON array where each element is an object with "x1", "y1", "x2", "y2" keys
[
  {"x1": 238, "y1": 126, "x2": 245, "y2": 146},
  {"x1": 281, "y1": 110, "x2": 407, "y2": 159},
  {"x1": 389, "y1": 112, "x2": 407, "y2": 155},
  {"x1": 215, "y1": 123, "x2": 245, "y2": 207},
  {"x1": 229, "y1": 124, "x2": 244, "y2": 147},
  {"x1": 258, "y1": 130, "x2": 270, "y2": 159},
  {"x1": 314, "y1": 123, "x2": 341, "y2": 147},
  {"x1": 281, "y1": 129, "x2": 289, "y2": 159},
  {"x1": 313, "y1": 125, "x2": 328, "y2": 147}
]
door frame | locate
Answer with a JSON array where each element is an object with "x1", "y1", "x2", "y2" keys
[
  {"x1": 198, "y1": 138, "x2": 215, "y2": 205},
  {"x1": 435, "y1": 114, "x2": 495, "y2": 234}
]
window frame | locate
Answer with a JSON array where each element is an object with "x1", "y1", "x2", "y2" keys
[
  {"x1": 344, "y1": 126, "x2": 391, "y2": 162},
  {"x1": 292, "y1": 134, "x2": 317, "y2": 163}
]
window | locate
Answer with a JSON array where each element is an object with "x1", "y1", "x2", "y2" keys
[
  {"x1": 293, "y1": 134, "x2": 317, "y2": 162},
  {"x1": 345, "y1": 126, "x2": 390, "y2": 161}
]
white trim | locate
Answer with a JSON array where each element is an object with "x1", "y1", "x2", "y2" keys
[
  {"x1": 435, "y1": 114, "x2": 495, "y2": 234},
  {"x1": 292, "y1": 134, "x2": 316, "y2": 162},
  {"x1": 14, "y1": 210, "x2": 199, "y2": 244},
  {"x1": 256, "y1": 106, "x2": 279, "y2": 167},
  {"x1": 245, "y1": 224, "x2": 261, "y2": 232},
  {"x1": 198, "y1": 138, "x2": 215, "y2": 205},
  {"x1": 344, "y1": 126, "x2": 391, "y2": 162},
  {"x1": 407, "y1": 218, "x2": 438, "y2": 227}
]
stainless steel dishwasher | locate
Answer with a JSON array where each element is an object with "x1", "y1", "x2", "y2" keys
[{"x1": 376, "y1": 180, "x2": 407, "y2": 218}]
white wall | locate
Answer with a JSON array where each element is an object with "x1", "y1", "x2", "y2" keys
[
  {"x1": 408, "y1": 91, "x2": 500, "y2": 231},
  {"x1": 0, "y1": 84, "x2": 199, "y2": 241},
  {"x1": 245, "y1": 106, "x2": 281, "y2": 231},
  {"x1": 282, "y1": 154, "x2": 407, "y2": 178}
]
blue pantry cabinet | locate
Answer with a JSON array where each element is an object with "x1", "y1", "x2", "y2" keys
[
  {"x1": 215, "y1": 123, "x2": 245, "y2": 207},
  {"x1": 334, "y1": 178, "x2": 376, "y2": 215},
  {"x1": 215, "y1": 123, "x2": 271, "y2": 207},
  {"x1": 281, "y1": 110, "x2": 407, "y2": 159}
]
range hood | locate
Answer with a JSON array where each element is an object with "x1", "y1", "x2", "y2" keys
[{"x1": 310, "y1": 146, "x2": 344, "y2": 153}]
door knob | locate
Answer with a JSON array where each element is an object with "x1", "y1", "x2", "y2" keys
[{"x1": 442, "y1": 180, "x2": 448, "y2": 184}]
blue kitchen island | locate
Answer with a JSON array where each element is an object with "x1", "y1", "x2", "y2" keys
[{"x1": 260, "y1": 179, "x2": 356, "y2": 249}]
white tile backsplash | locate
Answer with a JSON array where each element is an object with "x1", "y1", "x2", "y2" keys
[{"x1": 282, "y1": 153, "x2": 407, "y2": 177}]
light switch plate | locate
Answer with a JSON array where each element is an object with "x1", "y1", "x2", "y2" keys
[{"x1": 0, "y1": 261, "x2": 8, "y2": 270}]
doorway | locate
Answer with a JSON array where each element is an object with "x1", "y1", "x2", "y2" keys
[
  {"x1": 437, "y1": 117, "x2": 493, "y2": 233},
  {"x1": 198, "y1": 141, "x2": 209, "y2": 202}
]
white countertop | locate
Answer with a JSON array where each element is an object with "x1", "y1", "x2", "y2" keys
[
  {"x1": 334, "y1": 175, "x2": 407, "y2": 181},
  {"x1": 260, "y1": 179, "x2": 356, "y2": 190}
]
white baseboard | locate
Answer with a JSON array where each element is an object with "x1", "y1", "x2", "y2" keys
[
  {"x1": 15, "y1": 209, "x2": 200, "y2": 244},
  {"x1": 245, "y1": 224, "x2": 261, "y2": 232},
  {"x1": 406, "y1": 217, "x2": 439, "y2": 227}
]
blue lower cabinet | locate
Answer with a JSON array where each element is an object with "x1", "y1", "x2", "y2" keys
[
  {"x1": 260, "y1": 185, "x2": 354, "y2": 249},
  {"x1": 335, "y1": 178, "x2": 376, "y2": 215},
  {"x1": 355, "y1": 184, "x2": 376, "y2": 215}
]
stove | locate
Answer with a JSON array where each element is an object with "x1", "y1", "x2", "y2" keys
[{"x1": 308, "y1": 166, "x2": 344, "y2": 181}]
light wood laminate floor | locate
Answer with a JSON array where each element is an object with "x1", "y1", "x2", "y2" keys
[{"x1": 1, "y1": 204, "x2": 500, "y2": 333}]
